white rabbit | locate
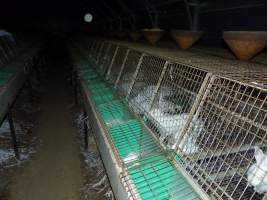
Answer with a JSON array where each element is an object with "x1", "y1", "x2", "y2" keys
[
  {"x1": 247, "y1": 147, "x2": 267, "y2": 194},
  {"x1": 130, "y1": 85, "x2": 181, "y2": 115},
  {"x1": 149, "y1": 108, "x2": 203, "y2": 155}
]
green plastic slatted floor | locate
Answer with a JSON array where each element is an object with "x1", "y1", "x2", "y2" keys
[
  {"x1": 0, "y1": 66, "x2": 17, "y2": 87},
  {"x1": 109, "y1": 119, "x2": 161, "y2": 163},
  {"x1": 74, "y1": 50, "x2": 201, "y2": 200},
  {"x1": 125, "y1": 155, "x2": 200, "y2": 200}
]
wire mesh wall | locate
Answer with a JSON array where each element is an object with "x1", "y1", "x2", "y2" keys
[
  {"x1": 92, "y1": 40, "x2": 104, "y2": 65},
  {"x1": 80, "y1": 37, "x2": 267, "y2": 200},
  {"x1": 222, "y1": 71, "x2": 267, "y2": 90},
  {"x1": 126, "y1": 55, "x2": 167, "y2": 115},
  {"x1": 115, "y1": 50, "x2": 144, "y2": 98},
  {"x1": 0, "y1": 42, "x2": 7, "y2": 66},
  {"x1": 97, "y1": 42, "x2": 110, "y2": 73},
  {"x1": 175, "y1": 76, "x2": 267, "y2": 200},
  {"x1": 100, "y1": 44, "x2": 118, "y2": 76},
  {"x1": 0, "y1": 37, "x2": 13, "y2": 65},
  {"x1": 120, "y1": 154, "x2": 202, "y2": 200},
  {"x1": 146, "y1": 62, "x2": 208, "y2": 151},
  {"x1": 106, "y1": 46, "x2": 129, "y2": 84},
  {"x1": 89, "y1": 39, "x2": 102, "y2": 64}
]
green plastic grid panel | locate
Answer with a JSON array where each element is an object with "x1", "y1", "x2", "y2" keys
[
  {"x1": 87, "y1": 80, "x2": 108, "y2": 89},
  {"x1": 123, "y1": 155, "x2": 201, "y2": 200},
  {"x1": 0, "y1": 68, "x2": 17, "y2": 87},
  {"x1": 84, "y1": 75, "x2": 104, "y2": 82},
  {"x1": 80, "y1": 67, "x2": 98, "y2": 73},
  {"x1": 86, "y1": 83, "x2": 109, "y2": 93},
  {"x1": 97, "y1": 100, "x2": 134, "y2": 126},
  {"x1": 1, "y1": 66, "x2": 18, "y2": 73},
  {"x1": 109, "y1": 119, "x2": 161, "y2": 164},
  {"x1": 80, "y1": 68, "x2": 99, "y2": 75},
  {"x1": 0, "y1": 72, "x2": 13, "y2": 86},
  {"x1": 81, "y1": 72, "x2": 99, "y2": 80},
  {"x1": 92, "y1": 93, "x2": 116, "y2": 105}
]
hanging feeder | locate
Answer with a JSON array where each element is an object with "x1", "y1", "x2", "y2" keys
[
  {"x1": 142, "y1": 0, "x2": 165, "y2": 45},
  {"x1": 223, "y1": 31, "x2": 267, "y2": 60},
  {"x1": 170, "y1": 30, "x2": 203, "y2": 50},
  {"x1": 142, "y1": 28, "x2": 165, "y2": 45}
]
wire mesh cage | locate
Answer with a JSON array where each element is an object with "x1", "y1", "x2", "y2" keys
[
  {"x1": 222, "y1": 70, "x2": 267, "y2": 90},
  {"x1": 174, "y1": 76, "x2": 267, "y2": 200},
  {"x1": 77, "y1": 38, "x2": 267, "y2": 200},
  {"x1": 106, "y1": 46, "x2": 129, "y2": 84},
  {"x1": 120, "y1": 52, "x2": 209, "y2": 152},
  {"x1": 120, "y1": 154, "x2": 202, "y2": 200},
  {"x1": 126, "y1": 54, "x2": 167, "y2": 115},
  {"x1": 97, "y1": 42, "x2": 110, "y2": 72},
  {"x1": 89, "y1": 39, "x2": 102, "y2": 64},
  {"x1": 115, "y1": 50, "x2": 144, "y2": 98},
  {"x1": 99, "y1": 44, "x2": 118, "y2": 76},
  {"x1": 92, "y1": 40, "x2": 104, "y2": 65},
  {"x1": 95, "y1": 41, "x2": 107, "y2": 66},
  {"x1": 0, "y1": 37, "x2": 13, "y2": 63},
  {"x1": 0, "y1": 43, "x2": 7, "y2": 66},
  {"x1": 87, "y1": 38, "x2": 96, "y2": 58},
  {"x1": 0, "y1": 43, "x2": 7, "y2": 64},
  {"x1": 145, "y1": 62, "x2": 208, "y2": 151}
]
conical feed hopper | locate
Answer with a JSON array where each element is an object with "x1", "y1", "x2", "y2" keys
[
  {"x1": 142, "y1": 29, "x2": 165, "y2": 45},
  {"x1": 171, "y1": 30, "x2": 203, "y2": 50},
  {"x1": 223, "y1": 31, "x2": 267, "y2": 60}
]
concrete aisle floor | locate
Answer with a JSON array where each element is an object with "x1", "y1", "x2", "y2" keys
[{"x1": 8, "y1": 40, "x2": 84, "y2": 200}]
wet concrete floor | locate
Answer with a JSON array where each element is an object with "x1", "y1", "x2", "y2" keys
[{"x1": 7, "y1": 38, "x2": 91, "y2": 200}]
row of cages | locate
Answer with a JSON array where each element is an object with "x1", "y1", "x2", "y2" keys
[
  {"x1": 0, "y1": 35, "x2": 17, "y2": 67},
  {"x1": 75, "y1": 37, "x2": 267, "y2": 200}
]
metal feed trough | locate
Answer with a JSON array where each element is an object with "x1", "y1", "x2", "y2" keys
[{"x1": 74, "y1": 37, "x2": 267, "y2": 200}]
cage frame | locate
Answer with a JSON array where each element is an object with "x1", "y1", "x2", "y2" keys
[{"x1": 78, "y1": 37, "x2": 267, "y2": 200}]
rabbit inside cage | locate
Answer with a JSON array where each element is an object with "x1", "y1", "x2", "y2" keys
[
  {"x1": 179, "y1": 77, "x2": 267, "y2": 200},
  {"x1": 124, "y1": 61, "x2": 207, "y2": 155}
]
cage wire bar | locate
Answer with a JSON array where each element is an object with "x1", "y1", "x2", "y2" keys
[
  {"x1": 82, "y1": 38, "x2": 210, "y2": 199},
  {"x1": 0, "y1": 36, "x2": 14, "y2": 66},
  {"x1": 113, "y1": 39, "x2": 267, "y2": 88},
  {"x1": 72, "y1": 42, "x2": 206, "y2": 200},
  {"x1": 102, "y1": 44, "x2": 118, "y2": 77},
  {"x1": 97, "y1": 42, "x2": 111, "y2": 73},
  {"x1": 80, "y1": 37, "x2": 267, "y2": 200},
  {"x1": 174, "y1": 76, "x2": 267, "y2": 200},
  {"x1": 115, "y1": 50, "x2": 144, "y2": 95},
  {"x1": 73, "y1": 42, "x2": 164, "y2": 166},
  {"x1": 106, "y1": 46, "x2": 129, "y2": 83}
]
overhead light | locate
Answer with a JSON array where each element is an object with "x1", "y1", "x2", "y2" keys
[{"x1": 84, "y1": 13, "x2": 93, "y2": 23}]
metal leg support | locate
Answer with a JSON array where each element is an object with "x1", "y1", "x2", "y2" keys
[
  {"x1": 7, "y1": 112, "x2": 20, "y2": 160},
  {"x1": 83, "y1": 108, "x2": 88, "y2": 150}
]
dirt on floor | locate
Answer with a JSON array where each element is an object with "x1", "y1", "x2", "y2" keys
[{"x1": 1, "y1": 38, "x2": 110, "y2": 200}]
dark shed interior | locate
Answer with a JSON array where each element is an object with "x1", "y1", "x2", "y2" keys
[{"x1": 0, "y1": 1, "x2": 267, "y2": 200}]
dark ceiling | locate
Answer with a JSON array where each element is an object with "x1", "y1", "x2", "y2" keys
[{"x1": 0, "y1": 0, "x2": 267, "y2": 35}]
